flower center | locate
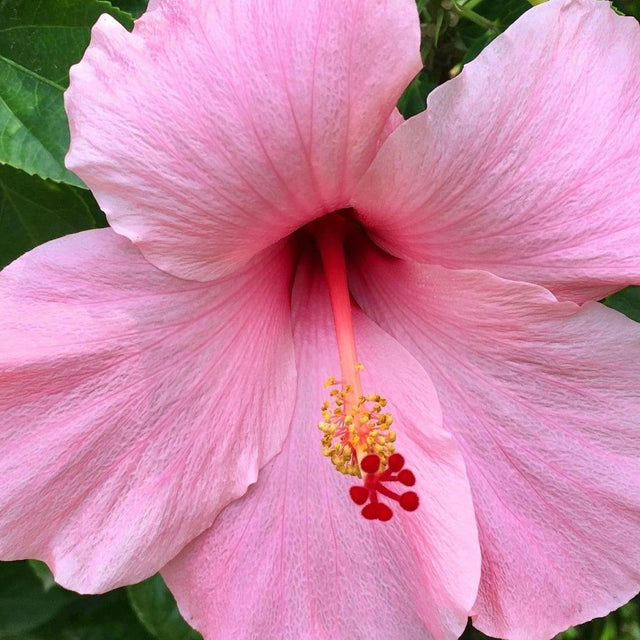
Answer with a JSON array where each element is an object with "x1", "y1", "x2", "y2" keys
[{"x1": 312, "y1": 213, "x2": 419, "y2": 522}]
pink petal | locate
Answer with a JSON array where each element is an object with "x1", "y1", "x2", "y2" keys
[
  {"x1": 65, "y1": 0, "x2": 421, "y2": 281},
  {"x1": 349, "y1": 246, "x2": 640, "y2": 639},
  {"x1": 0, "y1": 230, "x2": 295, "y2": 592},
  {"x1": 354, "y1": 0, "x2": 640, "y2": 303},
  {"x1": 163, "y1": 256, "x2": 480, "y2": 640}
]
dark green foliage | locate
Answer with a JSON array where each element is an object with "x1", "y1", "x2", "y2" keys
[
  {"x1": 128, "y1": 575, "x2": 203, "y2": 640},
  {"x1": 0, "y1": 0, "x2": 133, "y2": 185},
  {"x1": 0, "y1": 163, "x2": 105, "y2": 269},
  {"x1": 110, "y1": 0, "x2": 149, "y2": 18},
  {"x1": 1, "y1": 560, "x2": 153, "y2": 639},
  {"x1": 0, "y1": 561, "x2": 185, "y2": 640},
  {"x1": 0, "y1": 561, "x2": 79, "y2": 634},
  {"x1": 0, "y1": 561, "x2": 200, "y2": 640},
  {"x1": 397, "y1": 72, "x2": 437, "y2": 118},
  {"x1": 613, "y1": 0, "x2": 640, "y2": 19},
  {"x1": 605, "y1": 287, "x2": 640, "y2": 323}
]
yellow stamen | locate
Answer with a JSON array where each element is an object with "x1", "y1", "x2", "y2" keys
[{"x1": 317, "y1": 373, "x2": 397, "y2": 477}]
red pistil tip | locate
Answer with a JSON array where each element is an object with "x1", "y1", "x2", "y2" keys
[
  {"x1": 376, "y1": 503, "x2": 393, "y2": 522},
  {"x1": 387, "y1": 453, "x2": 405, "y2": 472},
  {"x1": 352, "y1": 453, "x2": 419, "y2": 522},
  {"x1": 361, "y1": 502, "x2": 393, "y2": 521},
  {"x1": 399, "y1": 491, "x2": 419, "y2": 512},
  {"x1": 398, "y1": 469, "x2": 415, "y2": 486},
  {"x1": 360, "y1": 454, "x2": 381, "y2": 474},
  {"x1": 349, "y1": 486, "x2": 369, "y2": 505},
  {"x1": 361, "y1": 503, "x2": 378, "y2": 520}
]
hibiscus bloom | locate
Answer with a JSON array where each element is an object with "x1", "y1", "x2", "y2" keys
[{"x1": 2, "y1": 0, "x2": 640, "y2": 638}]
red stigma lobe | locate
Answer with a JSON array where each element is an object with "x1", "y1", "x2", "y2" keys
[{"x1": 349, "y1": 453, "x2": 420, "y2": 522}]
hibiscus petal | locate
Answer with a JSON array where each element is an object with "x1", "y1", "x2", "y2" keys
[
  {"x1": 162, "y1": 256, "x2": 480, "y2": 640},
  {"x1": 354, "y1": 0, "x2": 640, "y2": 302},
  {"x1": 349, "y1": 246, "x2": 640, "y2": 639},
  {"x1": 65, "y1": 0, "x2": 421, "y2": 282},
  {"x1": 0, "y1": 230, "x2": 295, "y2": 592}
]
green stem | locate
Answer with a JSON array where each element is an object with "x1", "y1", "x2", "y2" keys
[
  {"x1": 459, "y1": 0, "x2": 485, "y2": 11},
  {"x1": 454, "y1": 2, "x2": 497, "y2": 31}
]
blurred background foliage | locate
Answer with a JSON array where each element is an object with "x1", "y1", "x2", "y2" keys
[{"x1": 0, "y1": 0, "x2": 639, "y2": 637}]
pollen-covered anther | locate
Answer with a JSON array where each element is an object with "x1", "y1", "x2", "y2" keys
[
  {"x1": 318, "y1": 377, "x2": 397, "y2": 477},
  {"x1": 349, "y1": 453, "x2": 420, "y2": 522}
]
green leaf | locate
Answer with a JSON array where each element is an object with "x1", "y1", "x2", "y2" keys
[
  {"x1": 612, "y1": 0, "x2": 640, "y2": 19},
  {"x1": 433, "y1": 7, "x2": 445, "y2": 47},
  {"x1": 110, "y1": 0, "x2": 149, "y2": 18},
  {"x1": 397, "y1": 72, "x2": 436, "y2": 118},
  {"x1": 34, "y1": 590, "x2": 154, "y2": 640},
  {"x1": 604, "y1": 286, "x2": 640, "y2": 323},
  {"x1": 0, "y1": 163, "x2": 106, "y2": 269},
  {"x1": 127, "y1": 575, "x2": 202, "y2": 640},
  {"x1": 0, "y1": 561, "x2": 155, "y2": 640},
  {"x1": 28, "y1": 560, "x2": 57, "y2": 592},
  {"x1": 0, "y1": 0, "x2": 133, "y2": 186},
  {"x1": 0, "y1": 561, "x2": 79, "y2": 634}
]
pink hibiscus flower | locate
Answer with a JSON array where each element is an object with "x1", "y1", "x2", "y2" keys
[{"x1": 1, "y1": 0, "x2": 640, "y2": 638}]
